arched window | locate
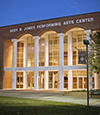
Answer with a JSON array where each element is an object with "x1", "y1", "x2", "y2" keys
[
  {"x1": 64, "y1": 35, "x2": 68, "y2": 65},
  {"x1": 39, "y1": 38, "x2": 45, "y2": 66},
  {"x1": 27, "y1": 36, "x2": 34, "y2": 67},
  {"x1": 72, "y1": 30, "x2": 86, "y2": 65},
  {"x1": 48, "y1": 33, "x2": 59, "y2": 66}
]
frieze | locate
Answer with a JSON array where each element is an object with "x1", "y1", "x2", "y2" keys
[{"x1": 10, "y1": 17, "x2": 94, "y2": 33}]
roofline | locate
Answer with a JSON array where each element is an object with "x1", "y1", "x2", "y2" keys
[{"x1": 0, "y1": 11, "x2": 100, "y2": 28}]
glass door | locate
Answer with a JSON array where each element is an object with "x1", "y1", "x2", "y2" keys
[
  {"x1": 27, "y1": 72, "x2": 34, "y2": 89},
  {"x1": 38, "y1": 72, "x2": 44, "y2": 89},
  {"x1": 78, "y1": 76, "x2": 87, "y2": 90},
  {"x1": 49, "y1": 71, "x2": 59, "y2": 89},
  {"x1": 53, "y1": 76, "x2": 59, "y2": 89},
  {"x1": 84, "y1": 77, "x2": 87, "y2": 89},
  {"x1": 16, "y1": 72, "x2": 23, "y2": 88}
]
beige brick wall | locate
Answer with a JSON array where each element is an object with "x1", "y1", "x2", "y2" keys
[
  {"x1": 3, "y1": 40, "x2": 12, "y2": 67},
  {"x1": 3, "y1": 40, "x2": 12, "y2": 89},
  {"x1": 3, "y1": 71, "x2": 12, "y2": 89}
]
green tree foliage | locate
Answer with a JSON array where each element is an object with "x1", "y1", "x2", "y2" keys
[{"x1": 89, "y1": 31, "x2": 100, "y2": 74}]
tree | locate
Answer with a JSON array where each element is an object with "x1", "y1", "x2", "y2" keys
[{"x1": 89, "y1": 31, "x2": 100, "y2": 74}]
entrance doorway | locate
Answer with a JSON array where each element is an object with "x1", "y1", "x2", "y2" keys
[
  {"x1": 16, "y1": 72, "x2": 23, "y2": 88},
  {"x1": 77, "y1": 76, "x2": 87, "y2": 90},
  {"x1": 27, "y1": 72, "x2": 34, "y2": 89},
  {"x1": 38, "y1": 71, "x2": 44, "y2": 89},
  {"x1": 49, "y1": 71, "x2": 59, "y2": 89}
]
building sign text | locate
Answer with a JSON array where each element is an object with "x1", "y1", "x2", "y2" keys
[{"x1": 10, "y1": 17, "x2": 94, "y2": 33}]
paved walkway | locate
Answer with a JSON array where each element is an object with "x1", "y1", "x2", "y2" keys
[{"x1": 0, "y1": 90, "x2": 100, "y2": 107}]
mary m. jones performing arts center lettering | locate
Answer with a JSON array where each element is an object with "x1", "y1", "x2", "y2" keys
[{"x1": 10, "y1": 17, "x2": 94, "y2": 33}]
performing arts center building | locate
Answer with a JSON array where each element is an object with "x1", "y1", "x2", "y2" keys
[{"x1": 0, "y1": 12, "x2": 100, "y2": 91}]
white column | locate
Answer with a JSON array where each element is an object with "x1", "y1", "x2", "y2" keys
[
  {"x1": 68, "y1": 32, "x2": 73, "y2": 90},
  {"x1": 94, "y1": 73, "x2": 100, "y2": 89},
  {"x1": 12, "y1": 39, "x2": 18, "y2": 90},
  {"x1": 85, "y1": 30, "x2": 92, "y2": 90},
  {"x1": 44, "y1": 34, "x2": 48, "y2": 89},
  {"x1": 23, "y1": 71, "x2": 27, "y2": 89},
  {"x1": 98, "y1": 73, "x2": 100, "y2": 89},
  {"x1": 33, "y1": 36, "x2": 40, "y2": 90},
  {"x1": 24, "y1": 38, "x2": 27, "y2": 67},
  {"x1": 44, "y1": 71, "x2": 48, "y2": 89},
  {"x1": 68, "y1": 70, "x2": 73, "y2": 90},
  {"x1": 45, "y1": 35, "x2": 48, "y2": 66},
  {"x1": 23, "y1": 38, "x2": 27, "y2": 89},
  {"x1": 68, "y1": 32, "x2": 73, "y2": 65},
  {"x1": 58, "y1": 33, "x2": 64, "y2": 91}
]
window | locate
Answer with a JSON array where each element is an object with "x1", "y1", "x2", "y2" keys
[
  {"x1": 72, "y1": 30, "x2": 86, "y2": 65},
  {"x1": 17, "y1": 42, "x2": 24, "y2": 67},
  {"x1": 27, "y1": 36, "x2": 34, "y2": 67},
  {"x1": 73, "y1": 71, "x2": 87, "y2": 89},
  {"x1": 48, "y1": 71, "x2": 59, "y2": 89},
  {"x1": 64, "y1": 71, "x2": 68, "y2": 89},
  {"x1": 48, "y1": 34, "x2": 59, "y2": 66},
  {"x1": 27, "y1": 72, "x2": 34, "y2": 89},
  {"x1": 64, "y1": 36, "x2": 68, "y2": 65},
  {"x1": 39, "y1": 38, "x2": 45, "y2": 66},
  {"x1": 16, "y1": 72, "x2": 23, "y2": 88},
  {"x1": 38, "y1": 71, "x2": 44, "y2": 89}
]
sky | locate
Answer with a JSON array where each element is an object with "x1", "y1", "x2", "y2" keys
[{"x1": 0, "y1": 0, "x2": 100, "y2": 27}]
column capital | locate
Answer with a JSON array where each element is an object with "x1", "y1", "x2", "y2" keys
[
  {"x1": 33, "y1": 36, "x2": 40, "y2": 40},
  {"x1": 12, "y1": 39, "x2": 18, "y2": 42},
  {"x1": 58, "y1": 33, "x2": 65, "y2": 38},
  {"x1": 85, "y1": 30, "x2": 92, "y2": 35},
  {"x1": 85, "y1": 30, "x2": 92, "y2": 40}
]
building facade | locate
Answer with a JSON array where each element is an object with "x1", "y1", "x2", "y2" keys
[{"x1": 0, "y1": 12, "x2": 100, "y2": 91}]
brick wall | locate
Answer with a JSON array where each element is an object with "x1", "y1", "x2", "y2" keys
[
  {"x1": 3, "y1": 40, "x2": 12, "y2": 67},
  {"x1": 0, "y1": 35, "x2": 4, "y2": 89},
  {"x1": 3, "y1": 71, "x2": 12, "y2": 89},
  {"x1": 2, "y1": 40, "x2": 12, "y2": 89}
]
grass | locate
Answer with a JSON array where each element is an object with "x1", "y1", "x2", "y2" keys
[{"x1": 0, "y1": 96, "x2": 100, "y2": 115}]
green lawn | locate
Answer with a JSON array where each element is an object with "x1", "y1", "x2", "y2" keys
[{"x1": 0, "y1": 96, "x2": 100, "y2": 115}]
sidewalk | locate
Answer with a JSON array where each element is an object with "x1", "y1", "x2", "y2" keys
[{"x1": 0, "y1": 90, "x2": 100, "y2": 107}]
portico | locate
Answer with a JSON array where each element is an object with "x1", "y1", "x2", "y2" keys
[{"x1": 4, "y1": 28, "x2": 93, "y2": 91}]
